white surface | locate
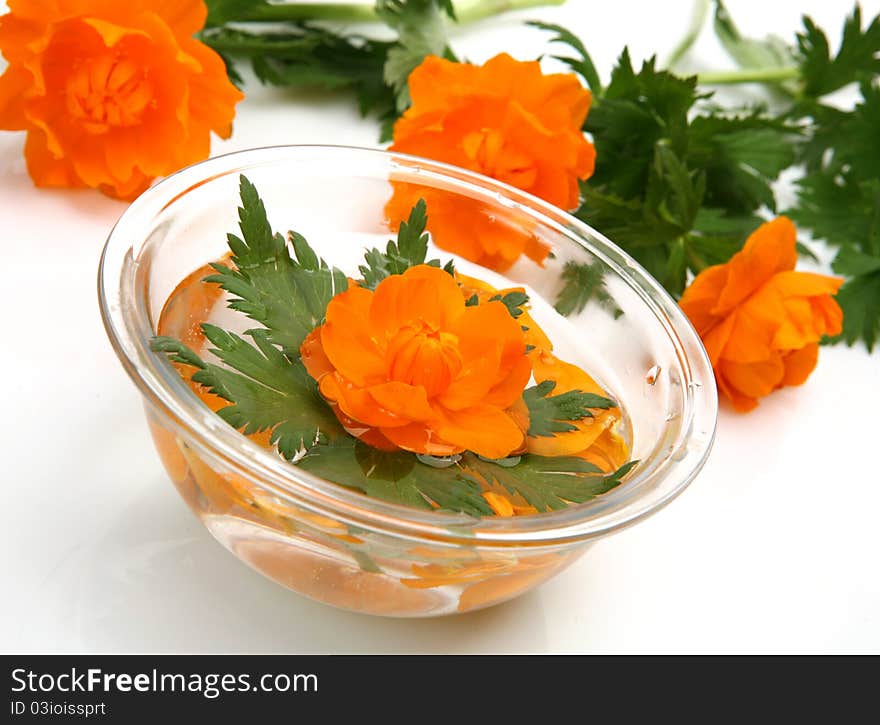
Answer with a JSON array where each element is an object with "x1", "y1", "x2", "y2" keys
[{"x1": 2, "y1": 1, "x2": 879, "y2": 653}]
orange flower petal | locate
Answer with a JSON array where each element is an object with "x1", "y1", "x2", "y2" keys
[
  {"x1": 719, "y1": 355, "x2": 785, "y2": 400},
  {"x1": 368, "y1": 381, "x2": 435, "y2": 422},
  {"x1": 380, "y1": 422, "x2": 462, "y2": 457},
  {"x1": 369, "y1": 264, "x2": 465, "y2": 339},
  {"x1": 780, "y1": 343, "x2": 819, "y2": 387},
  {"x1": 434, "y1": 404, "x2": 524, "y2": 460},
  {"x1": 714, "y1": 217, "x2": 798, "y2": 315},
  {"x1": 527, "y1": 349, "x2": 621, "y2": 457},
  {"x1": 23, "y1": 125, "x2": 81, "y2": 187},
  {"x1": 484, "y1": 354, "x2": 532, "y2": 409},
  {"x1": 300, "y1": 328, "x2": 334, "y2": 381},
  {"x1": 319, "y1": 374, "x2": 407, "y2": 429},
  {"x1": 321, "y1": 285, "x2": 386, "y2": 387}
]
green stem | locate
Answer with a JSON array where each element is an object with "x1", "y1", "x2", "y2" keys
[
  {"x1": 456, "y1": 0, "x2": 566, "y2": 23},
  {"x1": 665, "y1": 0, "x2": 709, "y2": 70},
  {"x1": 229, "y1": 0, "x2": 565, "y2": 24},
  {"x1": 697, "y1": 66, "x2": 800, "y2": 85}
]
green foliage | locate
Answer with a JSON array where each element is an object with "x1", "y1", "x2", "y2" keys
[
  {"x1": 706, "y1": 2, "x2": 880, "y2": 348},
  {"x1": 151, "y1": 333, "x2": 342, "y2": 459},
  {"x1": 488, "y1": 291, "x2": 529, "y2": 319},
  {"x1": 358, "y1": 198, "x2": 454, "y2": 289},
  {"x1": 526, "y1": 21, "x2": 602, "y2": 93},
  {"x1": 205, "y1": 176, "x2": 348, "y2": 356},
  {"x1": 554, "y1": 260, "x2": 621, "y2": 318},
  {"x1": 796, "y1": 6, "x2": 880, "y2": 98},
  {"x1": 559, "y1": 48, "x2": 796, "y2": 299},
  {"x1": 299, "y1": 443, "x2": 637, "y2": 516},
  {"x1": 297, "y1": 439, "x2": 495, "y2": 516},
  {"x1": 377, "y1": 0, "x2": 458, "y2": 111},
  {"x1": 523, "y1": 380, "x2": 616, "y2": 437},
  {"x1": 461, "y1": 457, "x2": 638, "y2": 512},
  {"x1": 200, "y1": 1, "x2": 458, "y2": 136},
  {"x1": 200, "y1": 24, "x2": 398, "y2": 130}
]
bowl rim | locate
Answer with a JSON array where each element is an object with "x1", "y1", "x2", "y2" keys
[{"x1": 99, "y1": 144, "x2": 717, "y2": 549}]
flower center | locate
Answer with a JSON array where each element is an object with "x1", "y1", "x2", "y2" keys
[
  {"x1": 65, "y1": 55, "x2": 153, "y2": 133},
  {"x1": 386, "y1": 322, "x2": 463, "y2": 398}
]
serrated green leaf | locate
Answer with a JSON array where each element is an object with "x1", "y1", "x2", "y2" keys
[
  {"x1": 377, "y1": 0, "x2": 454, "y2": 110},
  {"x1": 460, "y1": 455, "x2": 637, "y2": 512},
  {"x1": 554, "y1": 260, "x2": 622, "y2": 318},
  {"x1": 523, "y1": 380, "x2": 616, "y2": 438},
  {"x1": 797, "y1": 6, "x2": 880, "y2": 98},
  {"x1": 297, "y1": 438, "x2": 494, "y2": 516},
  {"x1": 150, "y1": 332, "x2": 342, "y2": 460},
  {"x1": 359, "y1": 198, "x2": 453, "y2": 288},
  {"x1": 826, "y1": 272, "x2": 880, "y2": 351},
  {"x1": 527, "y1": 20, "x2": 602, "y2": 93},
  {"x1": 205, "y1": 176, "x2": 348, "y2": 355}
]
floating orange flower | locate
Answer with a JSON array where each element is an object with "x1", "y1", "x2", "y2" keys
[
  {"x1": 0, "y1": 0, "x2": 243, "y2": 199},
  {"x1": 387, "y1": 53, "x2": 595, "y2": 271},
  {"x1": 679, "y1": 217, "x2": 843, "y2": 412},
  {"x1": 300, "y1": 265, "x2": 531, "y2": 460}
]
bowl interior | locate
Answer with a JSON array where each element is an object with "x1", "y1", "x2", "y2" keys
[{"x1": 101, "y1": 145, "x2": 717, "y2": 544}]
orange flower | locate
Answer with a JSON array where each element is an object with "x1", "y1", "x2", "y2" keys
[
  {"x1": 387, "y1": 53, "x2": 595, "y2": 271},
  {"x1": 679, "y1": 217, "x2": 843, "y2": 412},
  {"x1": 300, "y1": 265, "x2": 531, "y2": 460},
  {"x1": 0, "y1": 0, "x2": 243, "y2": 199}
]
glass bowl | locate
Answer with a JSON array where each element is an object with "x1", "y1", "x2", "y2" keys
[{"x1": 99, "y1": 145, "x2": 717, "y2": 617}]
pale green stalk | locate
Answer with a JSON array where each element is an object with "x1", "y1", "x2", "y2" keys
[{"x1": 230, "y1": 0, "x2": 566, "y2": 24}]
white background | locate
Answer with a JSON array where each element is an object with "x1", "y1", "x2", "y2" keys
[{"x1": 2, "y1": 0, "x2": 879, "y2": 653}]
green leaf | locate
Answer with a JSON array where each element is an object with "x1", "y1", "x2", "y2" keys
[
  {"x1": 833, "y1": 248, "x2": 880, "y2": 277},
  {"x1": 377, "y1": 0, "x2": 456, "y2": 111},
  {"x1": 527, "y1": 21, "x2": 602, "y2": 93},
  {"x1": 460, "y1": 456, "x2": 638, "y2": 512},
  {"x1": 205, "y1": 176, "x2": 348, "y2": 355},
  {"x1": 200, "y1": 24, "x2": 397, "y2": 126},
  {"x1": 150, "y1": 333, "x2": 342, "y2": 460},
  {"x1": 826, "y1": 271, "x2": 880, "y2": 351},
  {"x1": 395, "y1": 196, "x2": 429, "y2": 262},
  {"x1": 523, "y1": 380, "x2": 616, "y2": 437},
  {"x1": 586, "y1": 50, "x2": 701, "y2": 197},
  {"x1": 554, "y1": 260, "x2": 622, "y2": 318},
  {"x1": 488, "y1": 291, "x2": 529, "y2": 319},
  {"x1": 359, "y1": 198, "x2": 453, "y2": 288},
  {"x1": 297, "y1": 438, "x2": 494, "y2": 516},
  {"x1": 797, "y1": 6, "x2": 880, "y2": 98},
  {"x1": 688, "y1": 113, "x2": 797, "y2": 215},
  {"x1": 790, "y1": 173, "x2": 880, "y2": 254}
]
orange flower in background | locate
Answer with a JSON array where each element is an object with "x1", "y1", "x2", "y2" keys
[
  {"x1": 387, "y1": 53, "x2": 595, "y2": 271},
  {"x1": 300, "y1": 265, "x2": 531, "y2": 460},
  {"x1": 0, "y1": 0, "x2": 243, "y2": 199},
  {"x1": 679, "y1": 217, "x2": 843, "y2": 412}
]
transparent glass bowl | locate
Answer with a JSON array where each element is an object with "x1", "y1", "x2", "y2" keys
[{"x1": 99, "y1": 145, "x2": 717, "y2": 617}]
